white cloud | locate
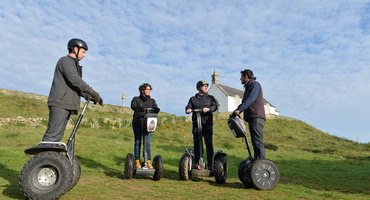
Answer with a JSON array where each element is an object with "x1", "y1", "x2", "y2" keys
[{"x1": 0, "y1": 0, "x2": 369, "y2": 143}]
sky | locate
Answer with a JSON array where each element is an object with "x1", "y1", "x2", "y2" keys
[{"x1": 1, "y1": 0, "x2": 369, "y2": 143}]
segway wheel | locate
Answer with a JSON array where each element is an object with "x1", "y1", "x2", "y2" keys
[
  {"x1": 250, "y1": 159, "x2": 279, "y2": 190},
  {"x1": 238, "y1": 157, "x2": 253, "y2": 187},
  {"x1": 19, "y1": 151, "x2": 73, "y2": 200},
  {"x1": 124, "y1": 153, "x2": 134, "y2": 179},
  {"x1": 68, "y1": 156, "x2": 81, "y2": 191},
  {"x1": 179, "y1": 154, "x2": 192, "y2": 180},
  {"x1": 214, "y1": 155, "x2": 227, "y2": 183},
  {"x1": 153, "y1": 155, "x2": 163, "y2": 181}
]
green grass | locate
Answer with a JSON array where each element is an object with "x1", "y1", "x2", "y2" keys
[{"x1": 0, "y1": 89, "x2": 369, "y2": 200}]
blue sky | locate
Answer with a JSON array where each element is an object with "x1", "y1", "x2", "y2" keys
[{"x1": 1, "y1": 0, "x2": 369, "y2": 143}]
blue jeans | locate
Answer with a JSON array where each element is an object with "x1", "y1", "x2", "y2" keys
[
  {"x1": 192, "y1": 124, "x2": 214, "y2": 168},
  {"x1": 248, "y1": 118, "x2": 266, "y2": 159},
  {"x1": 133, "y1": 122, "x2": 151, "y2": 160}
]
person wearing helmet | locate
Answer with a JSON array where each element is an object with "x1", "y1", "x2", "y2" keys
[
  {"x1": 232, "y1": 69, "x2": 266, "y2": 159},
  {"x1": 131, "y1": 83, "x2": 160, "y2": 169},
  {"x1": 41, "y1": 38, "x2": 103, "y2": 142},
  {"x1": 185, "y1": 80, "x2": 218, "y2": 170}
]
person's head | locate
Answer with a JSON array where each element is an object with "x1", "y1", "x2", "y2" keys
[
  {"x1": 67, "y1": 38, "x2": 88, "y2": 61},
  {"x1": 196, "y1": 80, "x2": 209, "y2": 95},
  {"x1": 139, "y1": 83, "x2": 152, "y2": 96},
  {"x1": 240, "y1": 69, "x2": 254, "y2": 84}
]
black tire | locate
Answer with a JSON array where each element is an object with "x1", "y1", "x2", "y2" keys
[
  {"x1": 250, "y1": 159, "x2": 279, "y2": 190},
  {"x1": 124, "y1": 153, "x2": 134, "y2": 179},
  {"x1": 153, "y1": 155, "x2": 163, "y2": 181},
  {"x1": 19, "y1": 151, "x2": 73, "y2": 200},
  {"x1": 238, "y1": 157, "x2": 253, "y2": 187},
  {"x1": 214, "y1": 155, "x2": 227, "y2": 183},
  {"x1": 68, "y1": 156, "x2": 81, "y2": 191},
  {"x1": 179, "y1": 154, "x2": 192, "y2": 180}
]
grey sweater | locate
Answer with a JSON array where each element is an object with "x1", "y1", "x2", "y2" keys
[{"x1": 47, "y1": 55, "x2": 96, "y2": 113}]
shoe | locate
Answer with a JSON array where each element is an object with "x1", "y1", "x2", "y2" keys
[
  {"x1": 135, "y1": 159, "x2": 142, "y2": 168},
  {"x1": 195, "y1": 163, "x2": 204, "y2": 170},
  {"x1": 147, "y1": 160, "x2": 153, "y2": 169}
]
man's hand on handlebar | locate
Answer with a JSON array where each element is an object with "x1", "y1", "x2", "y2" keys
[
  {"x1": 231, "y1": 110, "x2": 240, "y2": 118},
  {"x1": 202, "y1": 107, "x2": 210, "y2": 113}
]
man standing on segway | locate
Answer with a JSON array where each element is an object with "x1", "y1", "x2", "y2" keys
[
  {"x1": 232, "y1": 69, "x2": 266, "y2": 160},
  {"x1": 185, "y1": 80, "x2": 218, "y2": 170},
  {"x1": 42, "y1": 38, "x2": 103, "y2": 142}
]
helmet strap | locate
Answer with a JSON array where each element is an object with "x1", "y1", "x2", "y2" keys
[{"x1": 75, "y1": 48, "x2": 80, "y2": 60}]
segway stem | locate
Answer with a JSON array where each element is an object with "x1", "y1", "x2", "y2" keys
[
  {"x1": 244, "y1": 136, "x2": 253, "y2": 158},
  {"x1": 193, "y1": 109, "x2": 205, "y2": 169},
  {"x1": 142, "y1": 132, "x2": 150, "y2": 169},
  {"x1": 66, "y1": 98, "x2": 90, "y2": 163},
  {"x1": 142, "y1": 108, "x2": 155, "y2": 169}
]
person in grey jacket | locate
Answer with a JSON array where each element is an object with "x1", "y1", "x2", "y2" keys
[{"x1": 42, "y1": 38, "x2": 103, "y2": 142}]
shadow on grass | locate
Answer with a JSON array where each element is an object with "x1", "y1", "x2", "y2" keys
[
  {"x1": 77, "y1": 146, "x2": 370, "y2": 195},
  {"x1": 0, "y1": 164, "x2": 24, "y2": 199},
  {"x1": 77, "y1": 156, "x2": 124, "y2": 179},
  {"x1": 156, "y1": 144, "x2": 370, "y2": 194},
  {"x1": 274, "y1": 158, "x2": 370, "y2": 195}
]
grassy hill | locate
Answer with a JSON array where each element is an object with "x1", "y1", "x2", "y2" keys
[{"x1": 0, "y1": 88, "x2": 369, "y2": 200}]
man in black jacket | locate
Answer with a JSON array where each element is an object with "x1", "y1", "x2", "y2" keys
[
  {"x1": 42, "y1": 38, "x2": 103, "y2": 142},
  {"x1": 233, "y1": 69, "x2": 266, "y2": 159},
  {"x1": 185, "y1": 80, "x2": 218, "y2": 170}
]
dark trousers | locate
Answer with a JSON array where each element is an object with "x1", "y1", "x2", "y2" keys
[
  {"x1": 42, "y1": 106, "x2": 71, "y2": 142},
  {"x1": 133, "y1": 122, "x2": 152, "y2": 160},
  {"x1": 192, "y1": 124, "x2": 214, "y2": 168},
  {"x1": 248, "y1": 117, "x2": 266, "y2": 159}
]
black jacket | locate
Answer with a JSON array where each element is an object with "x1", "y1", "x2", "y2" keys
[
  {"x1": 131, "y1": 94, "x2": 160, "y2": 124},
  {"x1": 185, "y1": 93, "x2": 218, "y2": 127}
]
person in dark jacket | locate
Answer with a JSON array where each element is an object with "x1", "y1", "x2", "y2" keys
[
  {"x1": 131, "y1": 83, "x2": 160, "y2": 169},
  {"x1": 232, "y1": 69, "x2": 266, "y2": 159},
  {"x1": 42, "y1": 38, "x2": 103, "y2": 142},
  {"x1": 185, "y1": 80, "x2": 218, "y2": 170}
]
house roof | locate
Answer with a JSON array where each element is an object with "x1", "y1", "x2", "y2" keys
[{"x1": 214, "y1": 83, "x2": 272, "y2": 105}]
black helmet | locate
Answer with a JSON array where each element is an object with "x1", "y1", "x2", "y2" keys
[
  {"x1": 196, "y1": 80, "x2": 209, "y2": 90},
  {"x1": 139, "y1": 83, "x2": 152, "y2": 92},
  {"x1": 67, "y1": 38, "x2": 88, "y2": 51}
]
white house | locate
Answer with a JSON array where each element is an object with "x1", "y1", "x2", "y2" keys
[{"x1": 208, "y1": 70, "x2": 279, "y2": 116}]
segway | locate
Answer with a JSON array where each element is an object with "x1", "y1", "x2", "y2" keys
[
  {"x1": 179, "y1": 109, "x2": 227, "y2": 183},
  {"x1": 124, "y1": 108, "x2": 163, "y2": 181},
  {"x1": 228, "y1": 115, "x2": 279, "y2": 190},
  {"x1": 19, "y1": 97, "x2": 91, "y2": 200}
]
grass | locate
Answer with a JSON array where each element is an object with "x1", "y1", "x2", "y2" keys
[{"x1": 0, "y1": 89, "x2": 369, "y2": 200}]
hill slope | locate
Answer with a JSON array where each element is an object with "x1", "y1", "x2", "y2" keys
[{"x1": 0, "y1": 88, "x2": 369, "y2": 200}]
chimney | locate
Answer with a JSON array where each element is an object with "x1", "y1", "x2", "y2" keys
[{"x1": 212, "y1": 69, "x2": 218, "y2": 84}]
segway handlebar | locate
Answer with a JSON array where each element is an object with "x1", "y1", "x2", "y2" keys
[
  {"x1": 144, "y1": 108, "x2": 154, "y2": 113},
  {"x1": 192, "y1": 109, "x2": 202, "y2": 113}
]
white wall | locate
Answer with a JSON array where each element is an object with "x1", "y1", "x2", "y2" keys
[
  {"x1": 209, "y1": 84, "x2": 279, "y2": 115},
  {"x1": 208, "y1": 84, "x2": 227, "y2": 112}
]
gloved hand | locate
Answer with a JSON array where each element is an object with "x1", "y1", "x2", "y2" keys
[
  {"x1": 153, "y1": 107, "x2": 160, "y2": 113},
  {"x1": 92, "y1": 91, "x2": 103, "y2": 106}
]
